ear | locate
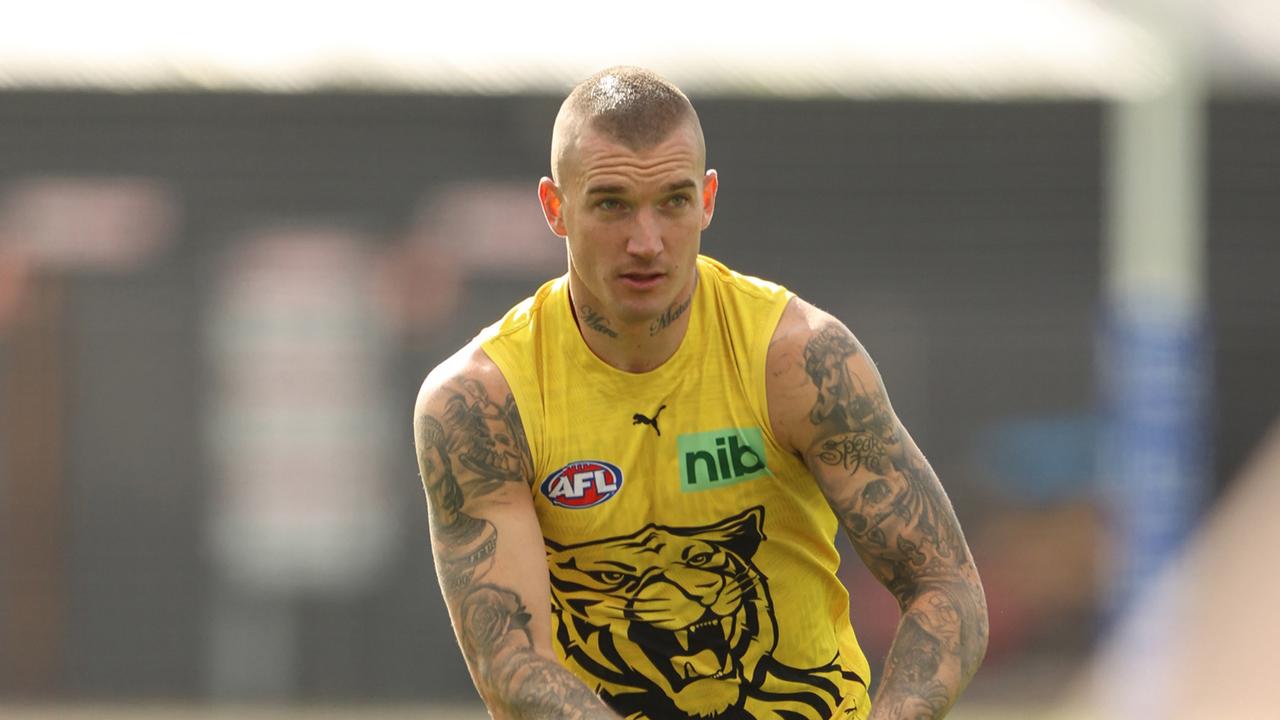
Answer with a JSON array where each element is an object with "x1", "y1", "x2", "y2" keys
[
  {"x1": 538, "y1": 177, "x2": 568, "y2": 238},
  {"x1": 700, "y1": 169, "x2": 718, "y2": 230},
  {"x1": 678, "y1": 505, "x2": 764, "y2": 560},
  {"x1": 719, "y1": 505, "x2": 764, "y2": 560}
]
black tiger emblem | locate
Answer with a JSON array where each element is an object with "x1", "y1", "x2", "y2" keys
[{"x1": 545, "y1": 507, "x2": 864, "y2": 719}]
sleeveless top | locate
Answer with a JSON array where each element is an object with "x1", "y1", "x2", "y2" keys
[{"x1": 480, "y1": 255, "x2": 871, "y2": 720}]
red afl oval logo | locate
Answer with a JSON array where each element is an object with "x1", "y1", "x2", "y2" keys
[{"x1": 540, "y1": 461, "x2": 623, "y2": 509}]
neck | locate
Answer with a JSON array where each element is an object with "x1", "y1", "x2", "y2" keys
[{"x1": 568, "y1": 272, "x2": 697, "y2": 373}]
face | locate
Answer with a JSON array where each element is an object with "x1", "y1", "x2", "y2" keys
[{"x1": 538, "y1": 122, "x2": 718, "y2": 326}]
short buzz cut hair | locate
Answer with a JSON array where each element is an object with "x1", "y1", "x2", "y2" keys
[{"x1": 550, "y1": 66, "x2": 705, "y2": 183}]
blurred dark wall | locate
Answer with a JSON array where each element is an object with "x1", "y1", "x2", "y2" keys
[
  {"x1": 1208, "y1": 100, "x2": 1280, "y2": 487},
  {"x1": 0, "y1": 91, "x2": 1274, "y2": 701}
]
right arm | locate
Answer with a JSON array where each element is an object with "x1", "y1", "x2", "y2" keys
[{"x1": 414, "y1": 346, "x2": 622, "y2": 720}]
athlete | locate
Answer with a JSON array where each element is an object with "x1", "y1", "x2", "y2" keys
[{"x1": 414, "y1": 67, "x2": 988, "y2": 719}]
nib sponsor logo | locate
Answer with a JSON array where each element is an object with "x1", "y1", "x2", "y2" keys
[
  {"x1": 541, "y1": 461, "x2": 623, "y2": 509},
  {"x1": 677, "y1": 427, "x2": 770, "y2": 492}
]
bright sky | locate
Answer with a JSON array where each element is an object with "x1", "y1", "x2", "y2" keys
[{"x1": 0, "y1": 0, "x2": 1176, "y2": 98}]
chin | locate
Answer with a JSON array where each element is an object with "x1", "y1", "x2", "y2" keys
[
  {"x1": 641, "y1": 288, "x2": 684, "y2": 312},
  {"x1": 614, "y1": 301, "x2": 665, "y2": 327}
]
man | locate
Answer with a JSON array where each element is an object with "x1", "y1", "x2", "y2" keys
[{"x1": 414, "y1": 66, "x2": 988, "y2": 720}]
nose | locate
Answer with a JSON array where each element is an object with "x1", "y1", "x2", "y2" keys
[
  {"x1": 626, "y1": 207, "x2": 663, "y2": 260},
  {"x1": 665, "y1": 566, "x2": 725, "y2": 607}
]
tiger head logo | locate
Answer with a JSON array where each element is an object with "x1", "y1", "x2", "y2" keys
[{"x1": 546, "y1": 507, "x2": 777, "y2": 719}]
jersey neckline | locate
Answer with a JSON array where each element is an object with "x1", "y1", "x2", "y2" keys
[{"x1": 557, "y1": 258, "x2": 709, "y2": 384}]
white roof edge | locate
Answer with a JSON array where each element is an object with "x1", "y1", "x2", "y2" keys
[{"x1": 0, "y1": 0, "x2": 1185, "y2": 100}]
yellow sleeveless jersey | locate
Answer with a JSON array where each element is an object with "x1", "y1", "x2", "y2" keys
[{"x1": 480, "y1": 255, "x2": 871, "y2": 720}]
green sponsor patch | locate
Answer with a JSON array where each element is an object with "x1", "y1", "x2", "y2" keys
[{"x1": 677, "y1": 427, "x2": 770, "y2": 492}]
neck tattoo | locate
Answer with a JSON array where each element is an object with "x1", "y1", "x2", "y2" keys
[
  {"x1": 579, "y1": 304, "x2": 619, "y2": 338},
  {"x1": 649, "y1": 293, "x2": 692, "y2": 337}
]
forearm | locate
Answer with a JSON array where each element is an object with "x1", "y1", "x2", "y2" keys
[
  {"x1": 483, "y1": 651, "x2": 623, "y2": 720},
  {"x1": 457, "y1": 584, "x2": 621, "y2": 720},
  {"x1": 869, "y1": 575, "x2": 988, "y2": 720},
  {"x1": 416, "y1": 374, "x2": 622, "y2": 720}
]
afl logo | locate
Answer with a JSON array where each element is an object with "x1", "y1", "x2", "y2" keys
[{"x1": 541, "y1": 461, "x2": 623, "y2": 509}]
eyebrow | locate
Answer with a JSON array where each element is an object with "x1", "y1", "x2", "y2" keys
[
  {"x1": 586, "y1": 179, "x2": 697, "y2": 195},
  {"x1": 593, "y1": 560, "x2": 638, "y2": 572},
  {"x1": 586, "y1": 184, "x2": 626, "y2": 195}
]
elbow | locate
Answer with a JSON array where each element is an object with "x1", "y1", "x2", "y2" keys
[
  {"x1": 962, "y1": 578, "x2": 990, "y2": 679},
  {"x1": 969, "y1": 615, "x2": 989, "y2": 678},
  {"x1": 899, "y1": 572, "x2": 989, "y2": 679}
]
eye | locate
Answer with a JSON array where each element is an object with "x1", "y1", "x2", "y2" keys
[
  {"x1": 862, "y1": 479, "x2": 891, "y2": 503},
  {"x1": 663, "y1": 193, "x2": 692, "y2": 209},
  {"x1": 589, "y1": 570, "x2": 629, "y2": 585},
  {"x1": 687, "y1": 551, "x2": 713, "y2": 566},
  {"x1": 596, "y1": 197, "x2": 625, "y2": 211}
]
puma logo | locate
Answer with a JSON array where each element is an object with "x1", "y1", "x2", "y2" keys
[{"x1": 631, "y1": 405, "x2": 666, "y2": 436}]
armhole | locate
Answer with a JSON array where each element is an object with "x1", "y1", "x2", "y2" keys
[
  {"x1": 754, "y1": 291, "x2": 796, "y2": 456},
  {"x1": 478, "y1": 343, "x2": 545, "y2": 486}
]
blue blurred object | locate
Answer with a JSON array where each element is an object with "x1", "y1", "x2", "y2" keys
[
  {"x1": 976, "y1": 414, "x2": 1100, "y2": 505},
  {"x1": 1101, "y1": 303, "x2": 1210, "y2": 614}
]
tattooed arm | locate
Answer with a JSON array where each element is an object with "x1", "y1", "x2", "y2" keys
[
  {"x1": 415, "y1": 345, "x2": 622, "y2": 720},
  {"x1": 766, "y1": 298, "x2": 988, "y2": 719}
]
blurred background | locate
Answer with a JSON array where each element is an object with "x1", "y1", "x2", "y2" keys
[{"x1": 0, "y1": 1, "x2": 1277, "y2": 718}]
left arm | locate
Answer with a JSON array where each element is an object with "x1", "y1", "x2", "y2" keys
[{"x1": 766, "y1": 297, "x2": 988, "y2": 719}]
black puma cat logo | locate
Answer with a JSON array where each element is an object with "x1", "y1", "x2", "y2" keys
[{"x1": 631, "y1": 404, "x2": 666, "y2": 436}]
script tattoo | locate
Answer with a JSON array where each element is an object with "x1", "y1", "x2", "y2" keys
[
  {"x1": 801, "y1": 321, "x2": 987, "y2": 718},
  {"x1": 416, "y1": 378, "x2": 620, "y2": 719},
  {"x1": 818, "y1": 432, "x2": 886, "y2": 474},
  {"x1": 579, "y1": 305, "x2": 619, "y2": 338},
  {"x1": 648, "y1": 291, "x2": 692, "y2": 336}
]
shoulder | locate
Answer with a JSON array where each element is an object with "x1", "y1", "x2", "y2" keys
[
  {"x1": 414, "y1": 338, "x2": 514, "y2": 425},
  {"x1": 418, "y1": 273, "x2": 566, "y2": 418},
  {"x1": 413, "y1": 337, "x2": 535, "y2": 488},
  {"x1": 478, "y1": 275, "x2": 563, "y2": 345},
  {"x1": 698, "y1": 254, "x2": 790, "y2": 303},
  {"x1": 697, "y1": 256, "x2": 794, "y2": 370},
  {"x1": 766, "y1": 295, "x2": 855, "y2": 383},
  {"x1": 765, "y1": 297, "x2": 881, "y2": 453},
  {"x1": 768, "y1": 294, "x2": 834, "y2": 346}
]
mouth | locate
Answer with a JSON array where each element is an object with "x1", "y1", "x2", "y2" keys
[
  {"x1": 618, "y1": 271, "x2": 666, "y2": 290},
  {"x1": 629, "y1": 611, "x2": 741, "y2": 691}
]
